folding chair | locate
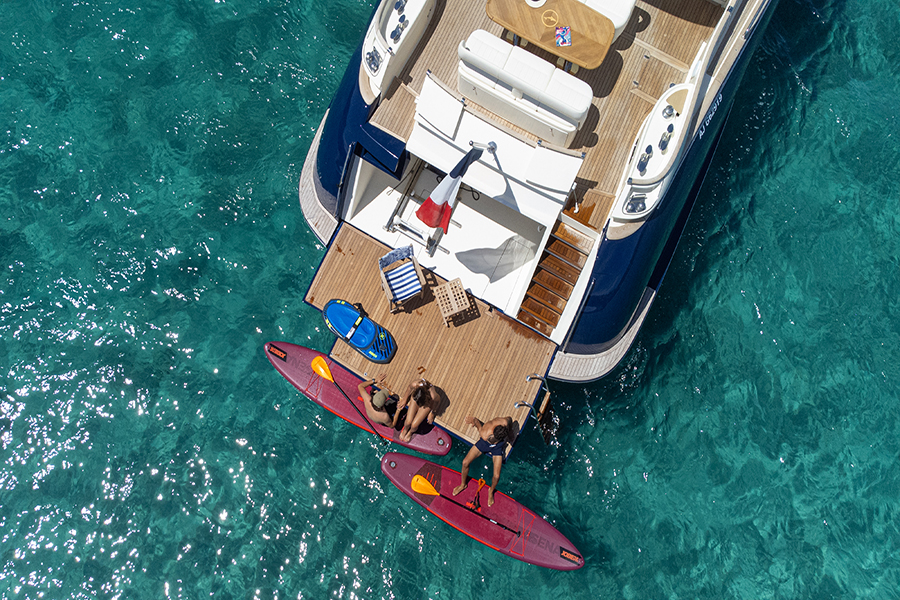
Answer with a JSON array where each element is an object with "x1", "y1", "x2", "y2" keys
[{"x1": 379, "y1": 245, "x2": 426, "y2": 313}]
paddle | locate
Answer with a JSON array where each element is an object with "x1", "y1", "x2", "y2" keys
[
  {"x1": 411, "y1": 475, "x2": 520, "y2": 536},
  {"x1": 311, "y1": 356, "x2": 384, "y2": 445}
]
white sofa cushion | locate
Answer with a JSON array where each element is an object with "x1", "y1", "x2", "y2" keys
[
  {"x1": 505, "y1": 46, "x2": 556, "y2": 91},
  {"x1": 457, "y1": 30, "x2": 594, "y2": 146},
  {"x1": 464, "y1": 29, "x2": 513, "y2": 71},
  {"x1": 580, "y1": 0, "x2": 637, "y2": 41},
  {"x1": 547, "y1": 68, "x2": 593, "y2": 123}
]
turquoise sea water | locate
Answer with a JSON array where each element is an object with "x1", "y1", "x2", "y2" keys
[{"x1": 2, "y1": 0, "x2": 898, "y2": 597}]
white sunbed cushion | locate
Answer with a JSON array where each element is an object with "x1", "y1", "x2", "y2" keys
[
  {"x1": 417, "y1": 74, "x2": 465, "y2": 137},
  {"x1": 526, "y1": 146, "x2": 584, "y2": 192}
]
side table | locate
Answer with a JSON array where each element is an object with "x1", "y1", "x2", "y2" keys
[{"x1": 434, "y1": 278, "x2": 471, "y2": 327}]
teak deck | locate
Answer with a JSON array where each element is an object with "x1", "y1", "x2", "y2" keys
[
  {"x1": 305, "y1": 225, "x2": 556, "y2": 447},
  {"x1": 371, "y1": 0, "x2": 722, "y2": 233}
]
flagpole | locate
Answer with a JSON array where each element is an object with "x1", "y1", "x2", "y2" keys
[
  {"x1": 416, "y1": 145, "x2": 486, "y2": 256},
  {"x1": 469, "y1": 140, "x2": 497, "y2": 155}
]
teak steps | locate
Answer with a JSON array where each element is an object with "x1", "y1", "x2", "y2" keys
[{"x1": 516, "y1": 221, "x2": 594, "y2": 337}]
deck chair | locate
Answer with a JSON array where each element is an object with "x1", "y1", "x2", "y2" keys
[{"x1": 379, "y1": 245, "x2": 426, "y2": 313}]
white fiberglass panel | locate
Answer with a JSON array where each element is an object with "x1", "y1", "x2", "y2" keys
[
  {"x1": 416, "y1": 77, "x2": 464, "y2": 138},
  {"x1": 346, "y1": 166, "x2": 544, "y2": 314},
  {"x1": 407, "y1": 76, "x2": 582, "y2": 229}
]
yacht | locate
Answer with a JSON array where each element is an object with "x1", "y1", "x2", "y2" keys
[{"x1": 296, "y1": 0, "x2": 778, "y2": 446}]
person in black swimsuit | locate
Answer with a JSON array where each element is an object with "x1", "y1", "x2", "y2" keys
[{"x1": 452, "y1": 415, "x2": 513, "y2": 507}]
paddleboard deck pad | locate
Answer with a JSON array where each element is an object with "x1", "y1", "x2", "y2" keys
[
  {"x1": 323, "y1": 299, "x2": 396, "y2": 363},
  {"x1": 265, "y1": 342, "x2": 450, "y2": 456},
  {"x1": 381, "y1": 452, "x2": 584, "y2": 570}
]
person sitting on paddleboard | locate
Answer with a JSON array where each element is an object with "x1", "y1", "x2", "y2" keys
[
  {"x1": 357, "y1": 374, "x2": 399, "y2": 427},
  {"x1": 394, "y1": 378, "x2": 439, "y2": 443},
  {"x1": 453, "y1": 415, "x2": 514, "y2": 507}
]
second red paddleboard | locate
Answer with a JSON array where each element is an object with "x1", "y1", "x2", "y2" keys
[{"x1": 381, "y1": 452, "x2": 584, "y2": 570}]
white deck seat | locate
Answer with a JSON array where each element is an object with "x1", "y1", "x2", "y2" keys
[
  {"x1": 580, "y1": 0, "x2": 637, "y2": 42},
  {"x1": 457, "y1": 30, "x2": 593, "y2": 147}
]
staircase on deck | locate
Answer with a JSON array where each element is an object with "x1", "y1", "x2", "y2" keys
[{"x1": 517, "y1": 220, "x2": 594, "y2": 336}]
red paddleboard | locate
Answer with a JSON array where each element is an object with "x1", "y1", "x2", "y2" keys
[
  {"x1": 264, "y1": 342, "x2": 451, "y2": 456},
  {"x1": 381, "y1": 452, "x2": 584, "y2": 570}
]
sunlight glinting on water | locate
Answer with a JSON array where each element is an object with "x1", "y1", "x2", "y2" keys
[{"x1": 2, "y1": 0, "x2": 899, "y2": 597}]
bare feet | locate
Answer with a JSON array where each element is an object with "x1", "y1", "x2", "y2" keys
[
  {"x1": 452, "y1": 483, "x2": 467, "y2": 496},
  {"x1": 487, "y1": 490, "x2": 495, "y2": 507},
  {"x1": 399, "y1": 427, "x2": 412, "y2": 442}
]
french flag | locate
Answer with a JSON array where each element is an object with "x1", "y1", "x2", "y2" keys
[{"x1": 416, "y1": 147, "x2": 483, "y2": 234}]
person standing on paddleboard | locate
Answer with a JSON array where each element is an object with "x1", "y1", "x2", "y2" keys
[
  {"x1": 453, "y1": 415, "x2": 514, "y2": 507},
  {"x1": 395, "y1": 378, "x2": 439, "y2": 442},
  {"x1": 357, "y1": 374, "x2": 399, "y2": 427}
]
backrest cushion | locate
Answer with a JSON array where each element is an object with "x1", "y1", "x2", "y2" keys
[{"x1": 459, "y1": 29, "x2": 513, "y2": 73}]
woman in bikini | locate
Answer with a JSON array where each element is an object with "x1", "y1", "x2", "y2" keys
[{"x1": 393, "y1": 378, "x2": 440, "y2": 442}]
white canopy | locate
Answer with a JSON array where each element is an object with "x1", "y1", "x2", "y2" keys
[{"x1": 407, "y1": 75, "x2": 583, "y2": 228}]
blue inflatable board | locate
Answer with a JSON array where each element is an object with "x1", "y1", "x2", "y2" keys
[{"x1": 322, "y1": 299, "x2": 397, "y2": 364}]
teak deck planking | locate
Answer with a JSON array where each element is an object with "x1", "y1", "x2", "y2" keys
[
  {"x1": 370, "y1": 0, "x2": 722, "y2": 232},
  {"x1": 305, "y1": 225, "x2": 556, "y2": 447}
]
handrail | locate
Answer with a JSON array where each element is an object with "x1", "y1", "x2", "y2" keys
[
  {"x1": 371, "y1": 0, "x2": 393, "y2": 50},
  {"x1": 383, "y1": 158, "x2": 424, "y2": 232},
  {"x1": 627, "y1": 0, "x2": 742, "y2": 188},
  {"x1": 743, "y1": 0, "x2": 771, "y2": 39},
  {"x1": 705, "y1": 0, "x2": 748, "y2": 78},
  {"x1": 337, "y1": 143, "x2": 355, "y2": 192},
  {"x1": 515, "y1": 373, "x2": 551, "y2": 422}
]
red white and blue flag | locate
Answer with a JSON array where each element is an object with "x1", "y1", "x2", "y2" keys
[{"x1": 415, "y1": 147, "x2": 483, "y2": 234}]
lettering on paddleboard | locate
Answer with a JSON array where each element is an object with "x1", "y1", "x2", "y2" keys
[
  {"x1": 534, "y1": 532, "x2": 555, "y2": 551},
  {"x1": 268, "y1": 344, "x2": 288, "y2": 362}
]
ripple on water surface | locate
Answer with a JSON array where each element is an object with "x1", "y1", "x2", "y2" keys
[{"x1": 3, "y1": 0, "x2": 900, "y2": 598}]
